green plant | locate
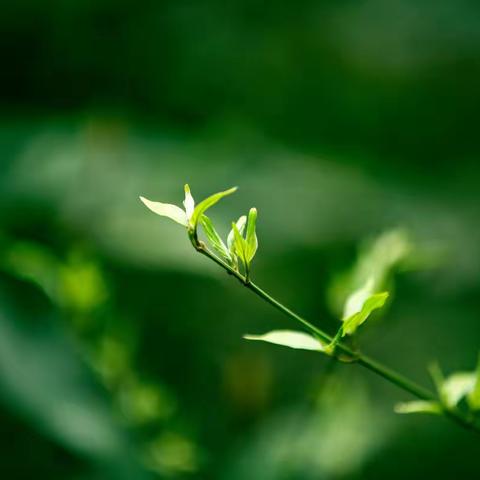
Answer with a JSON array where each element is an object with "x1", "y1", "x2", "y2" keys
[{"x1": 140, "y1": 185, "x2": 480, "y2": 435}]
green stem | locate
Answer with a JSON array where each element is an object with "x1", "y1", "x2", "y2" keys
[
  {"x1": 246, "y1": 280, "x2": 434, "y2": 401},
  {"x1": 193, "y1": 241, "x2": 480, "y2": 435}
]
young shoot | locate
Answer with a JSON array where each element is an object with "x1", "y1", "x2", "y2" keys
[{"x1": 140, "y1": 183, "x2": 480, "y2": 435}]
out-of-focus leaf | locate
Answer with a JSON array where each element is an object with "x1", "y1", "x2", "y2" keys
[
  {"x1": 245, "y1": 208, "x2": 258, "y2": 263},
  {"x1": 59, "y1": 255, "x2": 108, "y2": 314},
  {"x1": 441, "y1": 372, "x2": 476, "y2": 408},
  {"x1": 224, "y1": 375, "x2": 387, "y2": 478},
  {"x1": 139, "y1": 196, "x2": 188, "y2": 227},
  {"x1": 328, "y1": 229, "x2": 413, "y2": 317},
  {"x1": 190, "y1": 186, "x2": 237, "y2": 229},
  {"x1": 144, "y1": 432, "x2": 198, "y2": 475},
  {"x1": 118, "y1": 381, "x2": 176, "y2": 425},
  {"x1": 428, "y1": 362, "x2": 445, "y2": 396},
  {"x1": 182, "y1": 184, "x2": 195, "y2": 220},
  {"x1": 394, "y1": 400, "x2": 442, "y2": 415},
  {"x1": 200, "y1": 215, "x2": 231, "y2": 262},
  {"x1": 467, "y1": 357, "x2": 480, "y2": 410},
  {"x1": 3, "y1": 242, "x2": 60, "y2": 300},
  {"x1": 244, "y1": 330, "x2": 327, "y2": 352},
  {"x1": 429, "y1": 363, "x2": 477, "y2": 409},
  {"x1": 0, "y1": 292, "x2": 150, "y2": 479}
]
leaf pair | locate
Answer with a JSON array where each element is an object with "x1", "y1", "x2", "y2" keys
[
  {"x1": 201, "y1": 208, "x2": 258, "y2": 276},
  {"x1": 245, "y1": 277, "x2": 390, "y2": 359},
  {"x1": 230, "y1": 208, "x2": 258, "y2": 276},
  {"x1": 199, "y1": 214, "x2": 247, "y2": 266},
  {"x1": 140, "y1": 184, "x2": 237, "y2": 231},
  {"x1": 329, "y1": 229, "x2": 411, "y2": 314},
  {"x1": 395, "y1": 359, "x2": 480, "y2": 416}
]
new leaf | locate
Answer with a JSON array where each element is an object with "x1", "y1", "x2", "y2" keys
[
  {"x1": 200, "y1": 215, "x2": 231, "y2": 262},
  {"x1": 190, "y1": 186, "x2": 237, "y2": 230},
  {"x1": 245, "y1": 208, "x2": 258, "y2": 264},
  {"x1": 231, "y1": 221, "x2": 248, "y2": 267},
  {"x1": 244, "y1": 330, "x2": 327, "y2": 352},
  {"x1": 139, "y1": 196, "x2": 188, "y2": 226},
  {"x1": 342, "y1": 291, "x2": 389, "y2": 336}
]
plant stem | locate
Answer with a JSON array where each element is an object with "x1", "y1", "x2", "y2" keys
[
  {"x1": 193, "y1": 242, "x2": 480, "y2": 435},
  {"x1": 246, "y1": 280, "x2": 435, "y2": 401}
]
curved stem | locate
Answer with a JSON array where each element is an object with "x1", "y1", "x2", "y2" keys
[{"x1": 193, "y1": 242, "x2": 480, "y2": 435}]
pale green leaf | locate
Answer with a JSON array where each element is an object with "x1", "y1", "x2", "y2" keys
[
  {"x1": 343, "y1": 277, "x2": 374, "y2": 320},
  {"x1": 190, "y1": 186, "x2": 237, "y2": 229},
  {"x1": 243, "y1": 330, "x2": 326, "y2": 352},
  {"x1": 342, "y1": 291, "x2": 389, "y2": 336},
  {"x1": 231, "y1": 221, "x2": 248, "y2": 266},
  {"x1": 467, "y1": 357, "x2": 480, "y2": 410},
  {"x1": 430, "y1": 363, "x2": 479, "y2": 410},
  {"x1": 139, "y1": 196, "x2": 188, "y2": 227},
  {"x1": 183, "y1": 184, "x2": 195, "y2": 220},
  {"x1": 441, "y1": 372, "x2": 476, "y2": 408},
  {"x1": 200, "y1": 215, "x2": 231, "y2": 262},
  {"x1": 394, "y1": 400, "x2": 442, "y2": 415},
  {"x1": 227, "y1": 215, "x2": 246, "y2": 255},
  {"x1": 245, "y1": 208, "x2": 258, "y2": 263}
]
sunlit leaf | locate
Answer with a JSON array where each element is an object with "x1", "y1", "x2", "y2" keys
[
  {"x1": 343, "y1": 277, "x2": 374, "y2": 320},
  {"x1": 231, "y1": 221, "x2": 248, "y2": 266},
  {"x1": 183, "y1": 184, "x2": 195, "y2": 220},
  {"x1": 342, "y1": 291, "x2": 389, "y2": 336},
  {"x1": 394, "y1": 400, "x2": 442, "y2": 415},
  {"x1": 227, "y1": 215, "x2": 246, "y2": 255},
  {"x1": 245, "y1": 207, "x2": 258, "y2": 263},
  {"x1": 139, "y1": 196, "x2": 188, "y2": 227},
  {"x1": 190, "y1": 186, "x2": 237, "y2": 229},
  {"x1": 200, "y1": 215, "x2": 231, "y2": 262},
  {"x1": 244, "y1": 330, "x2": 327, "y2": 352}
]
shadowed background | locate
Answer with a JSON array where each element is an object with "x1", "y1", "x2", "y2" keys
[{"x1": 1, "y1": 1, "x2": 480, "y2": 478}]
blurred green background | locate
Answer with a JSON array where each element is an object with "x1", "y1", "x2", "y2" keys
[{"x1": 1, "y1": 1, "x2": 480, "y2": 478}]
